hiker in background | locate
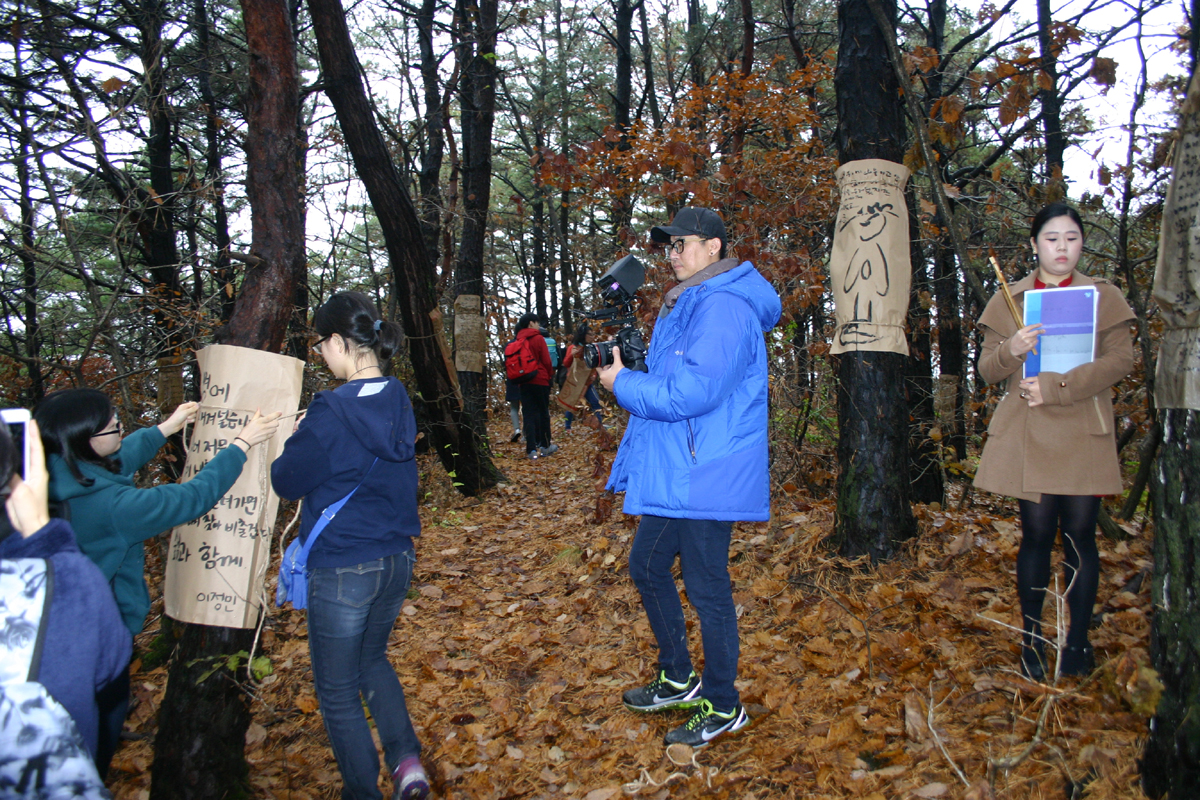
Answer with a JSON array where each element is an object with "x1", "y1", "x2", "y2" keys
[
  {"x1": 541, "y1": 325, "x2": 559, "y2": 377},
  {"x1": 556, "y1": 321, "x2": 604, "y2": 433},
  {"x1": 509, "y1": 313, "x2": 557, "y2": 459},
  {"x1": 272, "y1": 291, "x2": 429, "y2": 800},
  {"x1": 504, "y1": 333, "x2": 523, "y2": 443}
]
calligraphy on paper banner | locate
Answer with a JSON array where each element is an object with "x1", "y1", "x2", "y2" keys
[
  {"x1": 164, "y1": 345, "x2": 302, "y2": 628},
  {"x1": 1153, "y1": 69, "x2": 1200, "y2": 411},
  {"x1": 829, "y1": 159, "x2": 912, "y2": 356}
]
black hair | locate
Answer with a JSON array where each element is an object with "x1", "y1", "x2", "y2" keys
[
  {"x1": 312, "y1": 291, "x2": 405, "y2": 364},
  {"x1": 516, "y1": 312, "x2": 538, "y2": 332},
  {"x1": 1030, "y1": 203, "x2": 1085, "y2": 241},
  {"x1": 33, "y1": 388, "x2": 121, "y2": 486},
  {"x1": 716, "y1": 239, "x2": 728, "y2": 260},
  {"x1": 572, "y1": 321, "x2": 589, "y2": 347}
]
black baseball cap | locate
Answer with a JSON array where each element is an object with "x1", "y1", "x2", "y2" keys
[{"x1": 650, "y1": 207, "x2": 726, "y2": 245}]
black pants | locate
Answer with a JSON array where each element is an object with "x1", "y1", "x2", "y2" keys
[
  {"x1": 95, "y1": 663, "x2": 131, "y2": 776},
  {"x1": 1016, "y1": 494, "x2": 1101, "y2": 652},
  {"x1": 519, "y1": 383, "x2": 551, "y2": 453}
]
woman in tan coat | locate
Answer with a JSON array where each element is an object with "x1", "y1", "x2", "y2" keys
[{"x1": 975, "y1": 203, "x2": 1134, "y2": 680}]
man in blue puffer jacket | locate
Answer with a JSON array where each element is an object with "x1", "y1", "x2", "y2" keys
[{"x1": 598, "y1": 207, "x2": 780, "y2": 748}]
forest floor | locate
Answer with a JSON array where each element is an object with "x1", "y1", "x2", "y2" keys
[{"x1": 108, "y1": 414, "x2": 1159, "y2": 800}]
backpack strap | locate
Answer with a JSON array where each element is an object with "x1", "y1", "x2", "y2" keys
[
  {"x1": 27, "y1": 558, "x2": 53, "y2": 683},
  {"x1": 297, "y1": 457, "x2": 379, "y2": 562}
]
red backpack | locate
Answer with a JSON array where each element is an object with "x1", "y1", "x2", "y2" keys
[{"x1": 505, "y1": 337, "x2": 540, "y2": 383}]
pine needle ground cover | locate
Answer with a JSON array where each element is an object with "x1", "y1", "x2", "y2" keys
[{"x1": 109, "y1": 418, "x2": 1155, "y2": 800}]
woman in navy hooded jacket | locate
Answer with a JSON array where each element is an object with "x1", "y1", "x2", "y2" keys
[{"x1": 271, "y1": 292, "x2": 429, "y2": 800}]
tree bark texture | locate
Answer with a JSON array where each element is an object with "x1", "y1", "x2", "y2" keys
[
  {"x1": 217, "y1": 0, "x2": 305, "y2": 352},
  {"x1": 307, "y1": 0, "x2": 500, "y2": 495},
  {"x1": 152, "y1": 1, "x2": 304, "y2": 795},
  {"x1": 1143, "y1": 409, "x2": 1200, "y2": 798},
  {"x1": 830, "y1": 0, "x2": 917, "y2": 560}
]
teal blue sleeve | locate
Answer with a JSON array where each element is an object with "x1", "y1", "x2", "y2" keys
[
  {"x1": 117, "y1": 427, "x2": 167, "y2": 476},
  {"x1": 110, "y1": 444, "x2": 248, "y2": 544}
]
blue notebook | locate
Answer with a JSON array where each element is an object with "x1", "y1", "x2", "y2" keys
[{"x1": 1023, "y1": 286, "x2": 1098, "y2": 378}]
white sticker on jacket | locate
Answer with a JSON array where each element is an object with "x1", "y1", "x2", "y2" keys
[{"x1": 357, "y1": 381, "x2": 387, "y2": 397}]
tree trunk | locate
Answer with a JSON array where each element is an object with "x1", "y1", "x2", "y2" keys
[
  {"x1": 454, "y1": 0, "x2": 499, "y2": 436},
  {"x1": 905, "y1": 195, "x2": 943, "y2": 504},
  {"x1": 306, "y1": 0, "x2": 501, "y2": 494},
  {"x1": 829, "y1": 0, "x2": 916, "y2": 560},
  {"x1": 193, "y1": 0, "x2": 236, "y2": 324},
  {"x1": 416, "y1": 0, "x2": 446, "y2": 263},
  {"x1": 1036, "y1": 0, "x2": 1066, "y2": 198},
  {"x1": 1144, "y1": 409, "x2": 1200, "y2": 798},
  {"x1": 152, "y1": 0, "x2": 304, "y2": 795}
]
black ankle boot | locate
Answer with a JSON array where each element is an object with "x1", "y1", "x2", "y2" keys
[
  {"x1": 1021, "y1": 643, "x2": 1047, "y2": 682},
  {"x1": 1059, "y1": 644, "x2": 1094, "y2": 677}
]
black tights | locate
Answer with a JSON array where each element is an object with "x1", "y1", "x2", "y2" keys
[{"x1": 1016, "y1": 494, "x2": 1101, "y2": 652}]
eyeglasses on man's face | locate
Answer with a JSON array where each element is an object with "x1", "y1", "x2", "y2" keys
[
  {"x1": 669, "y1": 237, "x2": 709, "y2": 255},
  {"x1": 312, "y1": 335, "x2": 331, "y2": 354}
]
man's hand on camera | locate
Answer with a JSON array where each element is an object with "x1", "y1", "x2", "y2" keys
[{"x1": 598, "y1": 347, "x2": 625, "y2": 393}]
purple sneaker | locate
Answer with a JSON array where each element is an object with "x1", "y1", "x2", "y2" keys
[{"x1": 392, "y1": 756, "x2": 429, "y2": 800}]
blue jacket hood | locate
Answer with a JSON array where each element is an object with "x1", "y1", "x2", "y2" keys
[
  {"x1": 673, "y1": 261, "x2": 781, "y2": 332},
  {"x1": 321, "y1": 378, "x2": 415, "y2": 462}
]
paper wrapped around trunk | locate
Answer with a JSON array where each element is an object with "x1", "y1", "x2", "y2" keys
[
  {"x1": 164, "y1": 344, "x2": 303, "y2": 628},
  {"x1": 829, "y1": 159, "x2": 911, "y2": 356},
  {"x1": 1153, "y1": 69, "x2": 1200, "y2": 411}
]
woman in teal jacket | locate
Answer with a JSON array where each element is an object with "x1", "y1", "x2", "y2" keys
[{"x1": 34, "y1": 387, "x2": 280, "y2": 774}]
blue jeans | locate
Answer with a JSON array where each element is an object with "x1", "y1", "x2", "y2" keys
[
  {"x1": 628, "y1": 515, "x2": 739, "y2": 712},
  {"x1": 307, "y1": 549, "x2": 420, "y2": 800}
]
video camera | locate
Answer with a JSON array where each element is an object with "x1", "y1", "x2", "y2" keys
[{"x1": 581, "y1": 254, "x2": 648, "y2": 372}]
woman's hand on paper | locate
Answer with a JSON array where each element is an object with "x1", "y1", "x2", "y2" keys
[
  {"x1": 159, "y1": 401, "x2": 200, "y2": 437},
  {"x1": 1018, "y1": 377, "x2": 1044, "y2": 407},
  {"x1": 292, "y1": 411, "x2": 306, "y2": 434},
  {"x1": 1007, "y1": 323, "x2": 1044, "y2": 359},
  {"x1": 233, "y1": 410, "x2": 283, "y2": 452}
]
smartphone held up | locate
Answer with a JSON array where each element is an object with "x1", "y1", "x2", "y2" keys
[{"x1": 1, "y1": 408, "x2": 30, "y2": 482}]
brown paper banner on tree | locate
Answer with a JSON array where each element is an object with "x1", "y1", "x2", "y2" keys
[
  {"x1": 829, "y1": 159, "x2": 911, "y2": 355},
  {"x1": 1153, "y1": 69, "x2": 1200, "y2": 410},
  {"x1": 164, "y1": 345, "x2": 303, "y2": 628},
  {"x1": 453, "y1": 294, "x2": 486, "y2": 374}
]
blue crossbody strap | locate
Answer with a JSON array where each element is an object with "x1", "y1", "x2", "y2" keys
[{"x1": 297, "y1": 457, "x2": 379, "y2": 560}]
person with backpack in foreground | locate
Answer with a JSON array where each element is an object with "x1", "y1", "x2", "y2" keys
[
  {"x1": 506, "y1": 313, "x2": 557, "y2": 459},
  {"x1": 1, "y1": 418, "x2": 128, "y2": 797},
  {"x1": 271, "y1": 292, "x2": 429, "y2": 800},
  {"x1": 598, "y1": 207, "x2": 781, "y2": 748}
]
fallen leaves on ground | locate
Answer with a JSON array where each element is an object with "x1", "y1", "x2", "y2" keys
[{"x1": 108, "y1": 418, "x2": 1156, "y2": 799}]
